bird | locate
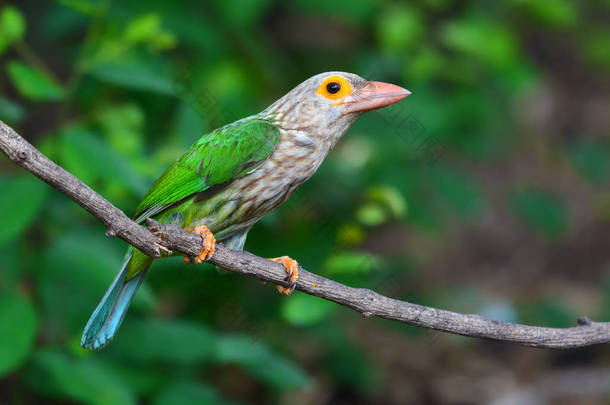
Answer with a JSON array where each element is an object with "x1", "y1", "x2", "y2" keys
[{"x1": 81, "y1": 71, "x2": 410, "y2": 350}]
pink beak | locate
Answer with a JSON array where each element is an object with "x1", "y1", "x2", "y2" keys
[{"x1": 343, "y1": 81, "x2": 411, "y2": 113}]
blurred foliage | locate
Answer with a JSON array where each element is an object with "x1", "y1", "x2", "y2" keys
[{"x1": 0, "y1": 0, "x2": 609, "y2": 403}]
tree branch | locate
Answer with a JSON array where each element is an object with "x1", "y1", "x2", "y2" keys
[{"x1": 1, "y1": 119, "x2": 609, "y2": 349}]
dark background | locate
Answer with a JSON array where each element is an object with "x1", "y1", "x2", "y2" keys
[{"x1": 1, "y1": 0, "x2": 609, "y2": 404}]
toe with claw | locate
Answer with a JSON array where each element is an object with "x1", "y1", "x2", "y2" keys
[
  {"x1": 269, "y1": 256, "x2": 299, "y2": 295},
  {"x1": 183, "y1": 225, "x2": 216, "y2": 264}
]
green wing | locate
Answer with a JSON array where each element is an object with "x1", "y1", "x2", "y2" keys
[{"x1": 133, "y1": 116, "x2": 280, "y2": 222}]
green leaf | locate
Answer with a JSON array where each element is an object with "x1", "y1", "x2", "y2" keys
[
  {"x1": 95, "y1": 104, "x2": 144, "y2": 156},
  {"x1": 442, "y1": 19, "x2": 519, "y2": 68},
  {"x1": 58, "y1": 125, "x2": 148, "y2": 195},
  {"x1": 31, "y1": 350, "x2": 135, "y2": 405},
  {"x1": 510, "y1": 188, "x2": 568, "y2": 239},
  {"x1": 366, "y1": 185, "x2": 407, "y2": 217},
  {"x1": 88, "y1": 60, "x2": 175, "y2": 95},
  {"x1": 510, "y1": 0, "x2": 579, "y2": 27},
  {"x1": 0, "y1": 6, "x2": 26, "y2": 42},
  {"x1": 0, "y1": 291, "x2": 37, "y2": 376},
  {"x1": 124, "y1": 13, "x2": 162, "y2": 43},
  {"x1": 519, "y1": 296, "x2": 575, "y2": 328},
  {"x1": 6, "y1": 61, "x2": 64, "y2": 101},
  {"x1": 324, "y1": 251, "x2": 380, "y2": 275},
  {"x1": 39, "y1": 231, "x2": 153, "y2": 338},
  {"x1": 376, "y1": 6, "x2": 422, "y2": 52},
  {"x1": 123, "y1": 13, "x2": 176, "y2": 49},
  {"x1": 406, "y1": 48, "x2": 445, "y2": 82},
  {"x1": 212, "y1": 0, "x2": 274, "y2": 28},
  {"x1": 281, "y1": 292, "x2": 335, "y2": 326},
  {"x1": 0, "y1": 175, "x2": 48, "y2": 246},
  {"x1": 57, "y1": 0, "x2": 102, "y2": 16},
  {"x1": 215, "y1": 335, "x2": 310, "y2": 389},
  {"x1": 0, "y1": 242, "x2": 22, "y2": 286},
  {"x1": 154, "y1": 381, "x2": 241, "y2": 405},
  {"x1": 111, "y1": 320, "x2": 216, "y2": 363},
  {"x1": 0, "y1": 96, "x2": 26, "y2": 123},
  {"x1": 568, "y1": 139, "x2": 610, "y2": 184},
  {"x1": 583, "y1": 28, "x2": 610, "y2": 71},
  {"x1": 356, "y1": 203, "x2": 387, "y2": 226}
]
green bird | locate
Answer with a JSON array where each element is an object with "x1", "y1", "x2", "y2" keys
[{"x1": 81, "y1": 72, "x2": 410, "y2": 349}]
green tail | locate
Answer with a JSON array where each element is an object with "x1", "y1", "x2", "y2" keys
[{"x1": 81, "y1": 247, "x2": 151, "y2": 350}]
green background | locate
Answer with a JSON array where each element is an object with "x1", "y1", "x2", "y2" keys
[{"x1": 1, "y1": 0, "x2": 609, "y2": 403}]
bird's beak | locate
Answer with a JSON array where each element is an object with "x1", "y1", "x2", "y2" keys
[{"x1": 342, "y1": 81, "x2": 411, "y2": 114}]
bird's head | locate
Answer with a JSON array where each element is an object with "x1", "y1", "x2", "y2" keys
[{"x1": 264, "y1": 71, "x2": 410, "y2": 144}]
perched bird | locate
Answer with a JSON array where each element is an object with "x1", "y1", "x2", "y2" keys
[{"x1": 81, "y1": 71, "x2": 410, "y2": 349}]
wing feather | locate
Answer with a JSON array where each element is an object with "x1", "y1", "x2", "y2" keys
[{"x1": 133, "y1": 116, "x2": 280, "y2": 222}]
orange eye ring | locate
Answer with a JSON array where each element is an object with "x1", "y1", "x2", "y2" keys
[{"x1": 316, "y1": 75, "x2": 351, "y2": 100}]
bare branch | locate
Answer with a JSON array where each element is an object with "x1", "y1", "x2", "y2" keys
[{"x1": 2, "y1": 119, "x2": 609, "y2": 349}]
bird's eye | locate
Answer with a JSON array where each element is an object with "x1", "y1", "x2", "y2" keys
[
  {"x1": 316, "y1": 75, "x2": 351, "y2": 100},
  {"x1": 326, "y1": 82, "x2": 341, "y2": 94}
]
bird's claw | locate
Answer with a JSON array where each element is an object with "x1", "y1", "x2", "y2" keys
[
  {"x1": 183, "y1": 225, "x2": 216, "y2": 264},
  {"x1": 268, "y1": 256, "x2": 299, "y2": 295}
]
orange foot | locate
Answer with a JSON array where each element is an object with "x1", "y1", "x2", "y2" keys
[
  {"x1": 268, "y1": 256, "x2": 299, "y2": 296},
  {"x1": 183, "y1": 225, "x2": 216, "y2": 264}
]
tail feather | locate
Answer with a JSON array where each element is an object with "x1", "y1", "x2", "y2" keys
[{"x1": 81, "y1": 247, "x2": 149, "y2": 350}]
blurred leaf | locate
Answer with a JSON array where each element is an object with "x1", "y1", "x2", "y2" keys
[
  {"x1": 95, "y1": 104, "x2": 145, "y2": 156},
  {"x1": 57, "y1": 0, "x2": 102, "y2": 16},
  {"x1": 88, "y1": 59, "x2": 175, "y2": 95},
  {"x1": 376, "y1": 6, "x2": 422, "y2": 52},
  {"x1": 510, "y1": 0, "x2": 579, "y2": 27},
  {"x1": 336, "y1": 222, "x2": 365, "y2": 246},
  {"x1": 174, "y1": 102, "x2": 205, "y2": 147},
  {"x1": 6, "y1": 61, "x2": 64, "y2": 101},
  {"x1": 442, "y1": 19, "x2": 519, "y2": 67},
  {"x1": 154, "y1": 381, "x2": 241, "y2": 405},
  {"x1": 356, "y1": 203, "x2": 386, "y2": 226},
  {"x1": 568, "y1": 139, "x2": 610, "y2": 184},
  {"x1": 510, "y1": 188, "x2": 568, "y2": 239},
  {"x1": 215, "y1": 336, "x2": 310, "y2": 389},
  {"x1": 114, "y1": 321, "x2": 309, "y2": 389},
  {"x1": 0, "y1": 242, "x2": 22, "y2": 286},
  {"x1": 0, "y1": 175, "x2": 48, "y2": 246},
  {"x1": 583, "y1": 28, "x2": 610, "y2": 71},
  {"x1": 111, "y1": 319, "x2": 216, "y2": 363},
  {"x1": 324, "y1": 251, "x2": 380, "y2": 275},
  {"x1": 282, "y1": 292, "x2": 335, "y2": 326},
  {"x1": 103, "y1": 362, "x2": 165, "y2": 396},
  {"x1": 123, "y1": 13, "x2": 176, "y2": 49},
  {"x1": 0, "y1": 291, "x2": 37, "y2": 377},
  {"x1": 124, "y1": 13, "x2": 162, "y2": 43},
  {"x1": 0, "y1": 96, "x2": 26, "y2": 123},
  {"x1": 31, "y1": 350, "x2": 135, "y2": 405},
  {"x1": 405, "y1": 48, "x2": 444, "y2": 81},
  {"x1": 366, "y1": 185, "x2": 407, "y2": 218},
  {"x1": 0, "y1": 6, "x2": 26, "y2": 53},
  {"x1": 58, "y1": 125, "x2": 148, "y2": 195},
  {"x1": 212, "y1": 0, "x2": 273, "y2": 28},
  {"x1": 39, "y1": 231, "x2": 154, "y2": 339},
  {"x1": 519, "y1": 296, "x2": 575, "y2": 328}
]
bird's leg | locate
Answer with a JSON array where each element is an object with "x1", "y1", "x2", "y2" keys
[
  {"x1": 268, "y1": 256, "x2": 299, "y2": 295},
  {"x1": 183, "y1": 225, "x2": 216, "y2": 264}
]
